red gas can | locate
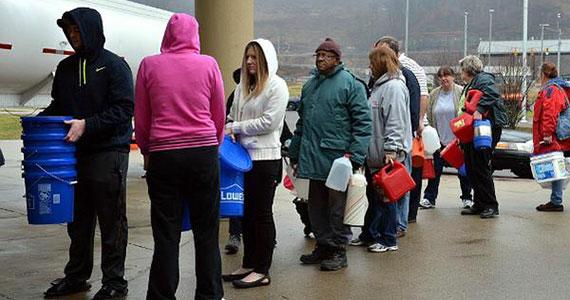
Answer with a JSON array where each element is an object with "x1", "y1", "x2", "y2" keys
[
  {"x1": 441, "y1": 139, "x2": 464, "y2": 169},
  {"x1": 465, "y1": 89, "x2": 483, "y2": 114},
  {"x1": 373, "y1": 160, "x2": 416, "y2": 203},
  {"x1": 450, "y1": 113, "x2": 474, "y2": 143}
]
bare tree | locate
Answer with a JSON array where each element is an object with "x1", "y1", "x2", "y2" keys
[{"x1": 496, "y1": 54, "x2": 534, "y2": 129}]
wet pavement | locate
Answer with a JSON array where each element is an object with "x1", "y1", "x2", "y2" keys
[{"x1": 1, "y1": 139, "x2": 569, "y2": 300}]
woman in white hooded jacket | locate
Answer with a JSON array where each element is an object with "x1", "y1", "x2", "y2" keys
[{"x1": 222, "y1": 39, "x2": 289, "y2": 288}]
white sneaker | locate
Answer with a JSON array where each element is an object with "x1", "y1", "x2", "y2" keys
[
  {"x1": 419, "y1": 198, "x2": 433, "y2": 209},
  {"x1": 462, "y1": 199, "x2": 474, "y2": 209},
  {"x1": 350, "y1": 238, "x2": 366, "y2": 246},
  {"x1": 367, "y1": 243, "x2": 398, "y2": 253}
]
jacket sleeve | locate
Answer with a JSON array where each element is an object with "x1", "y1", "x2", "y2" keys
[
  {"x1": 38, "y1": 65, "x2": 63, "y2": 116},
  {"x1": 426, "y1": 89, "x2": 437, "y2": 127},
  {"x1": 231, "y1": 80, "x2": 289, "y2": 136},
  {"x1": 288, "y1": 92, "x2": 305, "y2": 162},
  {"x1": 542, "y1": 86, "x2": 561, "y2": 138},
  {"x1": 134, "y1": 60, "x2": 150, "y2": 155},
  {"x1": 383, "y1": 85, "x2": 409, "y2": 153},
  {"x1": 209, "y1": 61, "x2": 226, "y2": 144},
  {"x1": 84, "y1": 59, "x2": 134, "y2": 135},
  {"x1": 473, "y1": 77, "x2": 501, "y2": 115},
  {"x1": 347, "y1": 80, "x2": 372, "y2": 166}
]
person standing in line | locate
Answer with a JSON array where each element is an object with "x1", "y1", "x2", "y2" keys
[
  {"x1": 41, "y1": 8, "x2": 133, "y2": 299},
  {"x1": 458, "y1": 55, "x2": 506, "y2": 219},
  {"x1": 289, "y1": 38, "x2": 372, "y2": 271},
  {"x1": 422, "y1": 66, "x2": 473, "y2": 209},
  {"x1": 135, "y1": 14, "x2": 225, "y2": 300},
  {"x1": 222, "y1": 39, "x2": 289, "y2": 288},
  {"x1": 365, "y1": 46, "x2": 412, "y2": 253},
  {"x1": 533, "y1": 62, "x2": 570, "y2": 212},
  {"x1": 372, "y1": 36, "x2": 427, "y2": 235}
]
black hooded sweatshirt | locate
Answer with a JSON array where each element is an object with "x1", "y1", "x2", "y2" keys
[{"x1": 40, "y1": 8, "x2": 134, "y2": 154}]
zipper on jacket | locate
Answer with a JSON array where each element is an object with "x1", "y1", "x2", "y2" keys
[{"x1": 78, "y1": 58, "x2": 87, "y2": 87}]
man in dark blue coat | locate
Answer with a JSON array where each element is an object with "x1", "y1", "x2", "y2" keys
[{"x1": 41, "y1": 8, "x2": 133, "y2": 299}]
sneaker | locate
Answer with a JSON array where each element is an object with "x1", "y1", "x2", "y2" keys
[
  {"x1": 300, "y1": 246, "x2": 328, "y2": 264},
  {"x1": 225, "y1": 234, "x2": 241, "y2": 255},
  {"x1": 480, "y1": 208, "x2": 499, "y2": 219},
  {"x1": 419, "y1": 198, "x2": 433, "y2": 209},
  {"x1": 462, "y1": 199, "x2": 474, "y2": 209},
  {"x1": 349, "y1": 238, "x2": 368, "y2": 247},
  {"x1": 536, "y1": 202, "x2": 564, "y2": 212},
  {"x1": 92, "y1": 285, "x2": 128, "y2": 299},
  {"x1": 320, "y1": 250, "x2": 347, "y2": 271},
  {"x1": 367, "y1": 243, "x2": 398, "y2": 253}
]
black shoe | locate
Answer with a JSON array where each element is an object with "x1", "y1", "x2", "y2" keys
[
  {"x1": 300, "y1": 246, "x2": 327, "y2": 265},
  {"x1": 224, "y1": 234, "x2": 241, "y2": 255},
  {"x1": 44, "y1": 278, "x2": 91, "y2": 298},
  {"x1": 232, "y1": 274, "x2": 271, "y2": 289},
  {"x1": 461, "y1": 207, "x2": 482, "y2": 215},
  {"x1": 536, "y1": 202, "x2": 564, "y2": 212},
  {"x1": 222, "y1": 271, "x2": 252, "y2": 282},
  {"x1": 92, "y1": 285, "x2": 128, "y2": 299},
  {"x1": 480, "y1": 208, "x2": 499, "y2": 219},
  {"x1": 320, "y1": 250, "x2": 347, "y2": 271}
]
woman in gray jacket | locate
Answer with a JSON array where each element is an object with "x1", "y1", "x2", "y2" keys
[
  {"x1": 420, "y1": 66, "x2": 473, "y2": 209},
  {"x1": 364, "y1": 46, "x2": 412, "y2": 253}
]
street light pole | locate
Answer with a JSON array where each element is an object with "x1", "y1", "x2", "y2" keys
[
  {"x1": 488, "y1": 9, "x2": 494, "y2": 66},
  {"x1": 539, "y1": 23, "x2": 550, "y2": 65},
  {"x1": 521, "y1": 0, "x2": 528, "y2": 123},
  {"x1": 557, "y1": 13, "x2": 562, "y2": 71},
  {"x1": 405, "y1": 0, "x2": 409, "y2": 54},
  {"x1": 464, "y1": 11, "x2": 469, "y2": 57}
]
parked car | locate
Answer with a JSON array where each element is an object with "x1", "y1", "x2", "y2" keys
[{"x1": 493, "y1": 129, "x2": 534, "y2": 178}]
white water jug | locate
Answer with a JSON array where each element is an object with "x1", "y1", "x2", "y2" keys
[
  {"x1": 325, "y1": 156, "x2": 353, "y2": 192},
  {"x1": 422, "y1": 126, "x2": 441, "y2": 155},
  {"x1": 344, "y1": 171, "x2": 368, "y2": 226}
]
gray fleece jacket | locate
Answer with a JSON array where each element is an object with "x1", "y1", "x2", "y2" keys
[{"x1": 367, "y1": 71, "x2": 412, "y2": 171}]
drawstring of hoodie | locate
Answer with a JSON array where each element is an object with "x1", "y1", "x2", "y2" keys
[{"x1": 78, "y1": 58, "x2": 87, "y2": 87}]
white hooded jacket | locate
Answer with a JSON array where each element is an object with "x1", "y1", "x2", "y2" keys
[{"x1": 227, "y1": 38, "x2": 289, "y2": 161}]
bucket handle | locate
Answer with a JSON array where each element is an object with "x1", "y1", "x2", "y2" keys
[{"x1": 32, "y1": 163, "x2": 77, "y2": 185}]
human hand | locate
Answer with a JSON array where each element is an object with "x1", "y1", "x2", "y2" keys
[
  {"x1": 64, "y1": 119, "x2": 85, "y2": 142},
  {"x1": 473, "y1": 111, "x2": 483, "y2": 120},
  {"x1": 416, "y1": 123, "x2": 425, "y2": 137},
  {"x1": 543, "y1": 136, "x2": 553, "y2": 144},
  {"x1": 384, "y1": 152, "x2": 397, "y2": 165}
]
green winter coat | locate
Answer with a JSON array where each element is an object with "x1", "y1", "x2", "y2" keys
[{"x1": 288, "y1": 64, "x2": 372, "y2": 181}]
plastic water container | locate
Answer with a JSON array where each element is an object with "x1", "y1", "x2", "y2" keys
[
  {"x1": 373, "y1": 160, "x2": 416, "y2": 203},
  {"x1": 530, "y1": 152, "x2": 569, "y2": 183},
  {"x1": 325, "y1": 156, "x2": 353, "y2": 192},
  {"x1": 344, "y1": 172, "x2": 368, "y2": 226},
  {"x1": 219, "y1": 135, "x2": 252, "y2": 217},
  {"x1": 450, "y1": 113, "x2": 474, "y2": 144},
  {"x1": 285, "y1": 164, "x2": 310, "y2": 200},
  {"x1": 474, "y1": 120, "x2": 492, "y2": 150},
  {"x1": 181, "y1": 203, "x2": 191, "y2": 232},
  {"x1": 23, "y1": 170, "x2": 76, "y2": 224},
  {"x1": 422, "y1": 126, "x2": 441, "y2": 155},
  {"x1": 441, "y1": 139, "x2": 464, "y2": 169}
]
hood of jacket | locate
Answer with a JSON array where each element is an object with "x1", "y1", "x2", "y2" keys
[
  {"x1": 161, "y1": 13, "x2": 200, "y2": 54},
  {"x1": 249, "y1": 38, "x2": 279, "y2": 77},
  {"x1": 547, "y1": 77, "x2": 570, "y2": 89},
  {"x1": 58, "y1": 7, "x2": 105, "y2": 59}
]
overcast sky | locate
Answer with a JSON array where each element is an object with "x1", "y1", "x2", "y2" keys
[{"x1": 130, "y1": 0, "x2": 194, "y2": 14}]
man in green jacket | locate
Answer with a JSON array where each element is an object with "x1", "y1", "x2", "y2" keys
[{"x1": 289, "y1": 38, "x2": 372, "y2": 271}]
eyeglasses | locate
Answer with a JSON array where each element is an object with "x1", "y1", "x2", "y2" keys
[{"x1": 313, "y1": 53, "x2": 337, "y2": 60}]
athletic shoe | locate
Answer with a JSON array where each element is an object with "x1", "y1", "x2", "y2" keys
[{"x1": 367, "y1": 243, "x2": 398, "y2": 253}]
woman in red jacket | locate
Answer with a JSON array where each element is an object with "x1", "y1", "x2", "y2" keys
[{"x1": 533, "y1": 62, "x2": 570, "y2": 212}]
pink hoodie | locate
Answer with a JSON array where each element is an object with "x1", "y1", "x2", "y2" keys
[{"x1": 135, "y1": 14, "x2": 225, "y2": 155}]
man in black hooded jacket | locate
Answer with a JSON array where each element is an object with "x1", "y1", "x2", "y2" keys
[{"x1": 41, "y1": 8, "x2": 133, "y2": 299}]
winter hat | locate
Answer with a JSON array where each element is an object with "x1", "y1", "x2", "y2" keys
[{"x1": 315, "y1": 38, "x2": 342, "y2": 59}]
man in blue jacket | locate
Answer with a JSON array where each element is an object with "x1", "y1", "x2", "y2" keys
[
  {"x1": 289, "y1": 38, "x2": 372, "y2": 271},
  {"x1": 41, "y1": 8, "x2": 133, "y2": 299}
]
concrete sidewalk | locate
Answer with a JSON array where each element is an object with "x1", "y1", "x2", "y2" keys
[{"x1": 1, "y1": 140, "x2": 569, "y2": 300}]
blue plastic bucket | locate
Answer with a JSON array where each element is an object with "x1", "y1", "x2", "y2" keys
[
  {"x1": 219, "y1": 136, "x2": 252, "y2": 218},
  {"x1": 21, "y1": 116, "x2": 72, "y2": 135},
  {"x1": 474, "y1": 120, "x2": 492, "y2": 150},
  {"x1": 23, "y1": 170, "x2": 76, "y2": 224},
  {"x1": 22, "y1": 158, "x2": 77, "y2": 174},
  {"x1": 182, "y1": 202, "x2": 191, "y2": 232},
  {"x1": 22, "y1": 146, "x2": 76, "y2": 160}
]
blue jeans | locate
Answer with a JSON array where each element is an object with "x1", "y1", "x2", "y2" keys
[
  {"x1": 423, "y1": 149, "x2": 472, "y2": 205},
  {"x1": 359, "y1": 167, "x2": 397, "y2": 247},
  {"x1": 551, "y1": 180, "x2": 564, "y2": 206},
  {"x1": 396, "y1": 155, "x2": 411, "y2": 232}
]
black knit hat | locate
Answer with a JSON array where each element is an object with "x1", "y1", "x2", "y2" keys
[{"x1": 315, "y1": 38, "x2": 342, "y2": 59}]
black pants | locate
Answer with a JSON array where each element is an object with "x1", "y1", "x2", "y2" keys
[
  {"x1": 146, "y1": 147, "x2": 223, "y2": 300},
  {"x1": 464, "y1": 127, "x2": 502, "y2": 211},
  {"x1": 308, "y1": 180, "x2": 351, "y2": 250},
  {"x1": 408, "y1": 167, "x2": 423, "y2": 221},
  {"x1": 64, "y1": 151, "x2": 128, "y2": 289},
  {"x1": 228, "y1": 218, "x2": 242, "y2": 236},
  {"x1": 242, "y1": 160, "x2": 281, "y2": 275}
]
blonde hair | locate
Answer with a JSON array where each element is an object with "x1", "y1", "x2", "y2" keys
[
  {"x1": 369, "y1": 46, "x2": 400, "y2": 79},
  {"x1": 241, "y1": 42, "x2": 269, "y2": 98}
]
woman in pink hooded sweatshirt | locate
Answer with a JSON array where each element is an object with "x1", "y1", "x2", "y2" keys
[{"x1": 135, "y1": 14, "x2": 225, "y2": 300}]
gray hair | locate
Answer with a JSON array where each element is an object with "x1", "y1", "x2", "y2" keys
[{"x1": 459, "y1": 55, "x2": 484, "y2": 76}]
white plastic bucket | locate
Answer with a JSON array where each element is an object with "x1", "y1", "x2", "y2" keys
[
  {"x1": 539, "y1": 158, "x2": 570, "y2": 190},
  {"x1": 422, "y1": 126, "x2": 441, "y2": 155},
  {"x1": 344, "y1": 172, "x2": 368, "y2": 226},
  {"x1": 530, "y1": 152, "x2": 569, "y2": 183}
]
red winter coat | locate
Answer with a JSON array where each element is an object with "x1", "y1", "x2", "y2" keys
[{"x1": 533, "y1": 84, "x2": 570, "y2": 154}]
